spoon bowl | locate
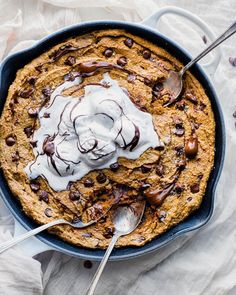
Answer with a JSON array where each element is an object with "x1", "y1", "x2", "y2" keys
[
  {"x1": 163, "y1": 70, "x2": 183, "y2": 106},
  {"x1": 86, "y1": 201, "x2": 146, "y2": 295},
  {"x1": 163, "y1": 20, "x2": 236, "y2": 104},
  {"x1": 113, "y1": 202, "x2": 146, "y2": 235}
]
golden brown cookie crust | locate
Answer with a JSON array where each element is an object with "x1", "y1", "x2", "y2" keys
[{"x1": 0, "y1": 30, "x2": 215, "y2": 249}]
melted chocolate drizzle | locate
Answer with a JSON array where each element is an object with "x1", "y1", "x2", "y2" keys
[
  {"x1": 126, "y1": 124, "x2": 140, "y2": 151},
  {"x1": 144, "y1": 183, "x2": 175, "y2": 206},
  {"x1": 26, "y1": 33, "x2": 172, "y2": 188},
  {"x1": 31, "y1": 73, "x2": 142, "y2": 177},
  {"x1": 77, "y1": 61, "x2": 152, "y2": 86},
  {"x1": 50, "y1": 44, "x2": 86, "y2": 62}
]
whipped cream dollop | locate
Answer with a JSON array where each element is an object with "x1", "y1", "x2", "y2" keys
[{"x1": 25, "y1": 73, "x2": 161, "y2": 191}]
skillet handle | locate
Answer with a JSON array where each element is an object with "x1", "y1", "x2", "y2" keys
[
  {"x1": 141, "y1": 6, "x2": 222, "y2": 77},
  {"x1": 13, "y1": 219, "x2": 54, "y2": 257}
]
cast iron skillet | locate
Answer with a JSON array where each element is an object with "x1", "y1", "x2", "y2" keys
[{"x1": 0, "y1": 21, "x2": 225, "y2": 261}]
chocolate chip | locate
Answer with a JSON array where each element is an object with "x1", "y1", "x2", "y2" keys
[
  {"x1": 30, "y1": 181, "x2": 40, "y2": 192},
  {"x1": 124, "y1": 38, "x2": 133, "y2": 48},
  {"x1": 24, "y1": 126, "x2": 33, "y2": 138},
  {"x1": 27, "y1": 108, "x2": 38, "y2": 118},
  {"x1": 202, "y1": 35, "x2": 207, "y2": 44},
  {"x1": 96, "y1": 172, "x2": 107, "y2": 183},
  {"x1": 5, "y1": 135, "x2": 16, "y2": 146},
  {"x1": 96, "y1": 188, "x2": 108, "y2": 197},
  {"x1": 140, "y1": 183, "x2": 151, "y2": 191},
  {"x1": 153, "y1": 82, "x2": 163, "y2": 92},
  {"x1": 187, "y1": 197, "x2": 192, "y2": 202},
  {"x1": 198, "y1": 173, "x2": 203, "y2": 180},
  {"x1": 155, "y1": 145, "x2": 165, "y2": 151},
  {"x1": 28, "y1": 76, "x2": 37, "y2": 85},
  {"x1": 35, "y1": 65, "x2": 43, "y2": 72},
  {"x1": 83, "y1": 260, "x2": 93, "y2": 269},
  {"x1": 142, "y1": 49, "x2": 151, "y2": 59},
  {"x1": 81, "y1": 233, "x2": 92, "y2": 238},
  {"x1": 103, "y1": 48, "x2": 113, "y2": 58},
  {"x1": 176, "y1": 101, "x2": 186, "y2": 110},
  {"x1": 175, "y1": 146, "x2": 184, "y2": 156},
  {"x1": 229, "y1": 57, "x2": 236, "y2": 67},
  {"x1": 43, "y1": 112, "x2": 50, "y2": 118},
  {"x1": 144, "y1": 77, "x2": 152, "y2": 86},
  {"x1": 10, "y1": 96, "x2": 17, "y2": 108},
  {"x1": 176, "y1": 159, "x2": 186, "y2": 171},
  {"x1": 191, "y1": 120, "x2": 201, "y2": 130},
  {"x1": 174, "y1": 184, "x2": 184, "y2": 194},
  {"x1": 43, "y1": 141, "x2": 55, "y2": 156},
  {"x1": 9, "y1": 98, "x2": 16, "y2": 113},
  {"x1": 152, "y1": 82, "x2": 163, "y2": 97},
  {"x1": 157, "y1": 211, "x2": 166, "y2": 222},
  {"x1": 156, "y1": 164, "x2": 164, "y2": 176},
  {"x1": 44, "y1": 208, "x2": 52, "y2": 217},
  {"x1": 72, "y1": 216, "x2": 80, "y2": 223},
  {"x1": 127, "y1": 74, "x2": 136, "y2": 83},
  {"x1": 185, "y1": 136, "x2": 198, "y2": 158},
  {"x1": 11, "y1": 151, "x2": 20, "y2": 162},
  {"x1": 173, "y1": 117, "x2": 185, "y2": 136},
  {"x1": 19, "y1": 88, "x2": 34, "y2": 98},
  {"x1": 69, "y1": 190, "x2": 81, "y2": 201},
  {"x1": 117, "y1": 56, "x2": 127, "y2": 67},
  {"x1": 185, "y1": 92, "x2": 198, "y2": 104},
  {"x1": 199, "y1": 102, "x2": 206, "y2": 111},
  {"x1": 84, "y1": 178, "x2": 94, "y2": 187},
  {"x1": 30, "y1": 140, "x2": 37, "y2": 148},
  {"x1": 64, "y1": 55, "x2": 76, "y2": 66},
  {"x1": 103, "y1": 226, "x2": 114, "y2": 238},
  {"x1": 141, "y1": 164, "x2": 152, "y2": 173},
  {"x1": 190, "y1": 183, "x2": 200, "y2": 193},
  {"x1": 42, "y1": 86, "x2": 52, "y2": 97},
  {"x1": 39, "y1": 191, "x2": 49, "y2": 203},
  {"x1": 110, "y1": 162, "x2": 120, "y2": 172}
]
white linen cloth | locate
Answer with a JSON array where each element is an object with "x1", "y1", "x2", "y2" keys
[{"x1": 0, "y1": 0, "x2": 236, "y2": 294}]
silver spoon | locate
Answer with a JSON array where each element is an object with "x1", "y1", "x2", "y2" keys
[
  {"x1": 86, "y1": 201, "x2": 146, "y2": 295},
  {"x1": 0, "y1": 204, "x2": 112, "y2": 254},
  {"x1": 163, "y1": 20, "x2": 236, "y2": 105}
]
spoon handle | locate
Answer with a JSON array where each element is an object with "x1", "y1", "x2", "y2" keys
[
  {"x1": 0, "y1": 219, "x2": 65, "y2": 254},
  {"x1": 86, "y1": 233, "x2": 120, "y2": 295},
  {"x1": 181, "y1": 20, "x2": 236, "y2": 75}
]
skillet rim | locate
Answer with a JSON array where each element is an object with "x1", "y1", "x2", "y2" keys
[{"x1": 0, "y1": 20, "x2": 225, "y2": 261}]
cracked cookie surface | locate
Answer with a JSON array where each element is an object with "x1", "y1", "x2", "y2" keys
[{"x1": 0, "y1": 29, "x2": 215, "y2": 249}]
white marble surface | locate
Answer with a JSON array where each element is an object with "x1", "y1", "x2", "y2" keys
[{"x1": 0, "y1": 0, "x2": 236, "y2": 294}]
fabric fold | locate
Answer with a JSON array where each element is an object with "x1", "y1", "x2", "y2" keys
[{"x1": 0, "y1": 0, "x2": 236, "y2": 294}]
